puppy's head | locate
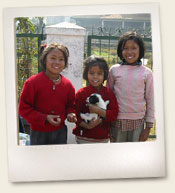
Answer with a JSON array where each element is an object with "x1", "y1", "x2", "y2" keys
[{"x1": 88, "y1": 94, "x2": 99, "y2": 104}]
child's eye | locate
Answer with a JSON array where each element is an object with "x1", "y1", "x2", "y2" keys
[{"x1": 88, "y1": 71, "x2": 95, "y2": 75}]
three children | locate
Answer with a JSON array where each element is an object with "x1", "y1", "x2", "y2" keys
[{"x1": 19, "y1": 31, "x2": 154, "y2": 145}]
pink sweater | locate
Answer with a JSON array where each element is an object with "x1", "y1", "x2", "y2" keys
[{"x1": 107, "y1": 64, "x2": 155, "y2": 123}]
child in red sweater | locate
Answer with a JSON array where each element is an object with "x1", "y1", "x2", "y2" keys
[
  {"x1": 19, "y1": 43, "x2": 77, "y2": 145},
  {"x1": 73, "y1": 55, "x2": 118, "y2": 143}
]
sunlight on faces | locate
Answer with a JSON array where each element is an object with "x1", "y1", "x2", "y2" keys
[
  {"x1": 87, "y1": 66, "x2": 105, "y2": 89},
  {"x1": 46, "y1": 49, "x2": 65, "y2": 79},
  {"x1": 122, "y1": 40, "x2": 140, "y2": 64}
]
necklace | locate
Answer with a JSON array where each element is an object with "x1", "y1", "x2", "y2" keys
[
  {"x1": 52, "y1": 75, "x2": 61, "y2": 83},
  {"x1": 45, "y1": 72, "x2": 61, "y2": 82},
  {"x1": 45, "y1": 72, "x2": 61, "y2": 90},
  {"x1": 52, "y1": 75, "x2": 61, "y2": 90}
]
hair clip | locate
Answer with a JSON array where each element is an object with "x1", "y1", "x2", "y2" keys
[{"x1": 43, "y1": 44, "x2": 47, "y2": 48}]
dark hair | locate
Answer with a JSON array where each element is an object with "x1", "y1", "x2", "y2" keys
[
  {"x1": 117, "y1": 31, "x2": 145, "y2": 62},
  {"x1": 83, "y1": 55, "x2": 109, "y2": 82},
  {"x1": 39, "y1": 42, "x2": 69, "y2": 71}
]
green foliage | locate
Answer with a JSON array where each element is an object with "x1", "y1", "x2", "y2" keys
[
  {"x1": 146, "y1": 54, "x2": 153, "y2": 70},
  {"x1": 16, "y1": 17, "x2": 45, "y2": 34},
  {"x1": 16, "y1": 17, "x2": 43, "y2": 100},
  {"x1": 17, "y1": 37, "x2": 39, "y2": 100},
  {"x1": 16, "y1": 18, "x2": 36, "y2": 33},
  {"x1": 91, "y1": 46, "x2": 118, "y2": 68}
]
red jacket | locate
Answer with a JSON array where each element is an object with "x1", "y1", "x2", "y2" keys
[
  {"x1": 19, "y1": 71, "x2": 75, "y2": 132},
  {"x1": 73, "y1": 85, "x2": 118, "y2": 139}
]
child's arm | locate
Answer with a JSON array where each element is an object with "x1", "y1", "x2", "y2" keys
[
  {"x1": 66, "y1": 83, "x2": 77, "y2": 123},
  {"x1": 19, "y1": 80, "x2": 47, "y2": 127},
  {"x1": 75, "y1": 89, "x2": 101, "y2": 128},
  {"x1": 105, "y1": 89, "x2": 118, "y2": 122},
  {"x1": 19, "y1": 80, "x2": 65, "y2": 127},
  {"x1": 88, "y1": 89, "x2": 118, "y2": 122},
  {"x1": 139, "y1": 122, "x2": 153, "y2": 141},
  {"x1": 140, "y1": 71, "x2": 155, "y2": 141},
  {"x1": 139, "y1": 71, "x2": 155, "y2": 141},
  {"x1": 88, "y1": 104, "x2": 106, "y2": 118},
  {"x1": 46, "y1": 115, "x2": 61, "y2": 126},
  {"x1": 79, "y1": 117, "x2": 102, "y2": 129},
  {"x1": 106, "y1": 67, "x2": 115, "y2": 91},
  {"x1": 145, "y1": 71, "x2": 155, "y2": 123},
  {"x1": 139, "y1": 127, "x2": 151, "y2": 141}
]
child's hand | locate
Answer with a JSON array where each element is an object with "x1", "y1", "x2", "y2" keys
[
  {"x1": 46, "y1": 115, "x2": 61, "y2": 126},
  {"x1": 139, "y1": 128, "x2": 151, "y2": 141},
  {"x1": 88, "y1": 104, "x2": 106, "y2": 119},
  {"x1": 110, "y1": 135, "x2": 115, "y2": 142},
  {"x1": 87, "y1": 117, "x2": 102, "y2": 129},
  {"x1": 67, "y1": 113, "x2": 77, "y2": 123},
  {"x1": 88, "y1": 104, "x2": 99, "y2": 114}
]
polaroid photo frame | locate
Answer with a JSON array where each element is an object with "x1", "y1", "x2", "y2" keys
[{"x1": 3, "y1": 3, "x2": 165, "y2": 182}]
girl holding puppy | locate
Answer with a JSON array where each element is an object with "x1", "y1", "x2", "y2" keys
[
  {"x1": 19, "y1": 43, "x2": 77, "y2": 145},
  {"x1": 73, "y1": 55, "x2": 118, "y2": 144}
]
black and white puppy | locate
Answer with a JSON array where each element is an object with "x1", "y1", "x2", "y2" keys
[{"x1": 80, "y1": 93, "x2": 109, "y2": 123}]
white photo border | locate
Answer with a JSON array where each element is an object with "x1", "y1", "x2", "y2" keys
[{"x1": 3, "y1": 3, "x2": 165, "y2": 182}]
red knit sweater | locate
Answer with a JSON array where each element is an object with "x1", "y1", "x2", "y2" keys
[
  {"x1": 73, "y1": 85, "x2": 118, "y2": 139},
  {"x1": 19, "y1": 71, "x2": 75, "y2": 132}
]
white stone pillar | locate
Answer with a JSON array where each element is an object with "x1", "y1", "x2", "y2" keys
[
  {"x1": 46, "y1": 22, "x2": 86, "y2": 144},
  {"x1": 46, "y1": 22, "x2": 85, "y2": 91}
]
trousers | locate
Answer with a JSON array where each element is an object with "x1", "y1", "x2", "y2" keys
[
  {"x1": 30, "y1": 125, "x2": 67, "y2": 145},
  {"x1": 111, "y1": 124, "x2": 144, "y2": 142}
]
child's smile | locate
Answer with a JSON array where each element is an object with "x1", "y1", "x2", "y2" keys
[
  {"x1": 122, "y1": 40, "x2": 140, "y2": 64},
  {"x1": 46, "y1": 49, "x2": 65, "y2": 79},
  {"x1": 88, "y1": 66, "x2": 104, "y2": 89}
]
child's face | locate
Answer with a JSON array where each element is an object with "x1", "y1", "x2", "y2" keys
[
  {"x1": 88, "y1": 65, "x2": 104, "y2": 89},
  {"x1": 46, "y1": 48, "x2": 65, "y2": 77},
  {"x1": 122, "y1": 40, "x2": 140, "y2": 64}
]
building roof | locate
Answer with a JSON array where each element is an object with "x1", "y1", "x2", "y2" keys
[{"x1": 47, "y1": 22, "x2": 85, "y2": 29}]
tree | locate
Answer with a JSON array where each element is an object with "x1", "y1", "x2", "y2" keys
[{"x1": 16, "y1": 17, "x2": 45, "y2": 99}]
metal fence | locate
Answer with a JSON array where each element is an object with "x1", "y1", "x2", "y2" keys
[
  {"x1": 16, "y1": 29, "x2": 156, "y2": 140},
  {"x1": 16, "y1": 33, "x2": 46, "y2": 99},
  {"x1": 86, "y1": 28, "x2": 152, "y2": 69}
]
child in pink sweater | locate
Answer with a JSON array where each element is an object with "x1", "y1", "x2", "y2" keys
[{"x1": 107, "y1": 31, "x2": 155, "y2": 142}]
